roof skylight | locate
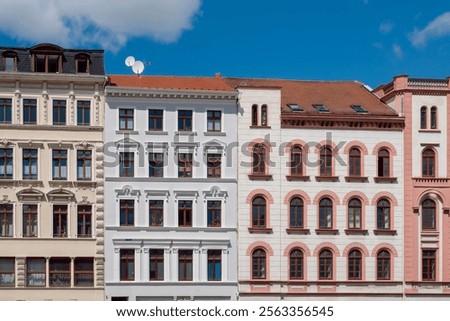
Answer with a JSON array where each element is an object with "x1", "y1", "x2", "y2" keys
[
  {"x1": 351, "y1": 105, "x2": 367, "y2": 113},
  {"x1": 287, "y1": 103, "x2": 303, "y2": 111},
  {"x1": 313, "y1": 104, "x2": 329, "y2": 112}
]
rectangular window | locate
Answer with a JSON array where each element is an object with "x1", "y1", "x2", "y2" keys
[
  {"x1": 23, "y1": 99, "x2": 37, "y2": 124},
  {"x1": 77, "y1": 205, "x2": 92, "y2": 238},
  {"x1": 149, "y1": 200, "x2": 164, "y2": 227},
  {"x1": 74, "y1": 258, "x2": 94, "y2": 287},
  {"x1": 0, "y1": 98, "x2": 12, "y2": 124},
  {"x1": 178, "y1": 110, "x2": 192, "y2": 131},
  {"x1": 207, "y1": 154, "x2": 221, "y2": 178},
  {"x1": 148, "y1": 109, "x2": 163, "y2": 131},
  {"x1": 120, "y1": 200, "x2": 134, "y2": 226},
  {"x1": 52, "y1": 150, "x2": 67, "y2": 180},
  {"x1": 52, "y1": 100, "x2": 66, "y2": 125},
  {"x1": 422, "y1": 250, "x2": 436, "y2": 281},
  {"x1": 53, "y1": 205, "x2": 68, "y2": 238},
  {"x1": 207, "y1": 111, "x2": 221, "y2": 132},
  {"x1": 76, "y1": 58, "x2": 89, "y2": 73},
  {"x1": 77, "y1": 101, "x2": 90, "y2": 126},
  {"x1": 207, "y1": 250, "x2": 222, "y2": 281},
  {"x1": 178, "y1": 200, "x2": 192, "y2": 227},
  {"x1": 0, "y1": 204, "x2": 13, "y2": 237},
  {"x1": 0, "y1": 148, "x2": 13, "y2": 179},
  {"x1": 149, "y1": 249, "x2": 164, "y2": 281},
  {"x1": 120, "y1": 249, "x2": 135, "y2": 281},
  {"x1": 149, "y1": 153, "x2": 164, "y2": 177},
  {"x1": 49, "y1": 258, "x2": 71, "y2": 287},
  {"x1": 4, "y1": 56, "x2": 16, "y2": 71},
  {"x1": 120, "y1": 152, "x2": 134, "y2": 177},
  {"x1": 23, "y1": 149, "x2": 38, "y2": 180},
  {"x1": 23, "y1": 204, "x2": 38, "y2": 237},
  {"x1": 178, "y1": 153, "x2": 192, "y2": 178},
  {"x1": 0, "y1": 257, "x2": 15, "y2": 287},
  {"x1": 178, "y1": 250, "x2": 193, "y2": 281},
  {"x1": 77, "y1": 150, "x2": 92, "y2": 180},
  {"x1": 26, "y1": 258, "x2": 45, "y2": 287},
  {"x1": 119, "y1": 109, "x2": 134, "y2": 130},
  {"x1": 207, "y1": 200, "x2": 221, "y2": 227}
]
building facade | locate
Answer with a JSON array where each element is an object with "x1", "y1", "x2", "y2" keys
[
  {"x1": 0, "y1": 44, "x2": 106, "y2": 300},
  {"x1": 104, "y1": 75, "x2": 239, "y2": 301}
]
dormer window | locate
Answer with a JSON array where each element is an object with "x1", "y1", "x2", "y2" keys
[
  {"x1": 31, "y1": 44, "x2": 63, "y2": 73},
  {"x1": 75, "y1": 54, "x2": 90, "y2": 73},
  {"x1": 2, "y1": 51, "x2": 17, "y2": 71}
]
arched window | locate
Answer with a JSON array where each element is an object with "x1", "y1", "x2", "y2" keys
[
  {"x1": 377, "y1": 149, "x2": 390, "y2": 177},
  {"x1": 430, "y1": 106, "x2": 437, "y2": 129},
  {"x1": 252, "y1": 248, "x2": 266, "y2": 279},
  {"x1": 290, "y1": 145, "x2": 303, "y2": 176},
  {"x1": 376, "y1": 199, "x2": 391, "y2": 230},
  {"x1": 320, "y1": 146, "x2": 332, "y2": 176},
  {"x1": 348, "y1": 249, "x2": 362, "y2": 280},
  {"x1": 251, "y1": 104, "x2": 258, "y2": 126},
  {"x1": 252, "y1": 144, "x2": 266, "y2": 175},
  {"x1": 376, "y1": 250, "x2": 390, "y2": 280},
  {"x1": 289, "y1": 197, "x2": 304, "y2": 228},
  {"x1": 252, "y1": 196, "x2": 266, "y2": 228},
  {"x1": 348, "y1": 198, "x2": 362, "y2": 229},
  {"x1": 289, "y1": 249, "x2": 304, "y2": 280},
  {"x1": 348, "y1": 148, "x2": 361, "y2": 176},
  {"x1": 319, "y1": 198, "x2": 333, "y2": 229},
  {"x1": 420, "y1": 106, "x2": 427, "y2": 129},
  {"x1": 422, "y1": 149, "x2": 435, "y2": 177},
  {"x1": 261, "y1": 104, "x2": 268, "y2": 126},
  {"x1": 422, "y1": 199, "x2": 436, "y2": 230},
  {"x1": 319, "y1": 249, "x2": 333, "y2": 280}
]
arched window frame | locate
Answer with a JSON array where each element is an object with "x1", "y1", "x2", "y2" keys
[
  {"x1": 348, "y1": 249, "x2": 363, "y2": 280},
  {"x1": 252, "y1": 144, "x2": 267, "y2": 176},
  {"x1": 347, "y1": 198, "x2": 362, "y2": 230},
  {"x1": 290, "y1": 145, "x2": 303, "y2": 176},
  {"x1": 319, "y1": 146, "x2": 333, "y2": 176},
  {"x1": 251, "y1": 196, "x2": 267, "y2": 228},
  {"x1": 318, "y1": 249, "x2": 333, "y2": 280},
  {"x1": 377, "y1": 148, "x2": 390, "y2": 177},
  {"x1": 348, "y1": 147, "x2": 362, "y2": 177},
  {"x1": 430, "y1": 106, "x2": 437, "y2": 129},
  {"x1": 318, "y1": 197, "x2": 333, "y2": 229},
  {"x1": 251, "y1": 248, "x2": 267, "y2": 280},
  {"x1": 376, "y1": 198, "x2": 391, "y2": 230},
  {"x1": 421, "y1": 198, "x2": 436, "y2": 231},
  {"x1": 289, "y1": 197, "x2": 304, "y2": 228},
  {"x1": 289, "y1": 249, "x2": 304, "y2": 280},
  {"x1": 376, "y1": 249, "x2": 391, "y2": 280},
  {"x1": 420, "y1": 106, "x2": 427, "y2": 129},
  {"x1": 422, "y1": 148, "x2": 436, "y2": 177}
]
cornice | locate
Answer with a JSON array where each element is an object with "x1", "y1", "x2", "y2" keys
[
  {"x1": 106, "y1": 87, "x2": 238, "y2": 100},
  {"x1": 0, "y1": 71, "x2": 107, "y2": 84}
]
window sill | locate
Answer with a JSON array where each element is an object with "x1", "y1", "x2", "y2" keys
[
  {"x1": 286, "y1": 175, "x2": 310, "y2": 181},
  {"x1": 373, "y1": 229, "x2": 397, "y2": 235},
  {"x1": 344, "y1": 229, "x2": 368, "y2": 235},
  {"x1": 204, "y1": 131, "x2": 226, "y2": 136},
  {"x1": 248, "y1": 227, "x2": 273, "y2": 234},
  {"x1": 145, "y1": 130, "x2": 168, "y2": 135},
  {"x1": 18, "y1": 180, "x2": 43, "y2": 187},
  {"x1": 175, "y1": 131, "x2": 197, "y2": 136},
  {"x1": 374, "y1": 177, "x2": 398, "y2": 183},
  {"x1": 248, "y1": 174, "x2": 273, "y2": 181},
  {"x1": 345, "y1": 176, "x2": 368, "y2": 182},
  {"x1": 116, "y1": 130, "x2": 138, "y2": 135},
  {"x1": 315, "y1": 176, "x2": 339, "y2": 182},
  {"x1": 418, "y1": 129, "x2": 441, "y2": 133},
  {"x1": 249, "y1": 125, "x2": 271, "y2": 129},
  {"x1": 286, "y1": 228, "x2": 310, "y2": 235},
  {"x1": 315, "y1": 228, "x2": 339, "y2": 235}
]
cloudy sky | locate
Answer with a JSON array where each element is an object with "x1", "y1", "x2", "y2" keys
[{"x1": 0, "y1": 0, "x2": 449, "y2": 87}]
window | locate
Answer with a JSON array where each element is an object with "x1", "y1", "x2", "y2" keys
[
  {"x1": 0, "y1": 204, "x2": 13, "y2": 237},
  {"x1": 52, "y1": 150, "x2": 67, "y2": 180},
  {"x1": 377, "y1": 149, "x2": 390, "y2": 177},
  {"x1": 178, "y1": 110, "x2": 192, "y2": 131},
  {"x1": 178, "y1": 200, "x2": 192, "y2": 227},
  {"x1": 376, "y1": 199, "x2": 391, "y2": 230},
  {"x1": 148, "y1": 109, "x2": 163, "y2": 131},
  {"x1": 49, "y1": 258, "x2": 71, "y2": 287},
  {"x1": 289, "y1": 197, "x2": 304, "y2": 228},
  {"x1": 290, "y1": 146, "x2": 303, "y2": 176},
  {"x1": 0, "y1": 258, "x2": 15, "y2": 287},
  {"x1": 314, "y1": 104, "x2": 329, "y2": 112},
  {"x1": 119, "y1": 109, "x2": 134, "y2": 130},
  {"x1": 120, "y1": 200, "x2": 134, "y2": 226},
  {"x1": 348, "y1": 148, "x2": 361, "y2": 176},
  {"x1": 53, "y1": 205, "x2": 68, "y2": 238},
  {"x1": 252, "y1": 144, "x2": 266, "y2": 175},
  {"x1": 178, "y1": 250, "x2": 193, "y2": 281},
  {"x1": 207, "y1": 250, "x2": 222, "y2": 281},
  {"x1": 0, "y1": 148, "x2": 13, "y2": 179},
  {"x1": 420, "y1": 106, "x2": 427, "y2": 129},
  {"x1": 53, "y1": 100, "x2": 66, "y2": 125},
  {"x1": 77, "y1": 150, "x2": 92, "y2": 180},
  {"x1": 252, "y1": 196, "x2": 266, "y2": 228},
  {"x1": 422, "y1": 199, "x2": 436, "y2": 230},
  {"x1": 149, "y1": 153, "x2": 164, "y2": 177},
  {"x1": 23, "y1": 149, "x2": 38, "y2": 179},
  {"x1": 120, "y1": 249, "x2": 135, "y2": 281},
  {"x1": 23, "y1": 204, "x2": 38, "y2": 237},
  {"x1": 287, "y1": 103, "x2": 303, "y2": 111},
  {"x1": 77, "y1": 101, "x2": 90, "y2": 126},
  {"x1": 348, "y1": 198, "x2": 362, "y2": 229},
  {"x1": 348, "y1": 249, "x2": 362, "y2": 280},
  {"x1": 149, "y1": 200, "x2": 164, "y2": 227},
  {"x1": 376, "y1": 250, "x2": 391, "y2": 280},
  {"x1": 289, "y1": 249, "x2": 304, "y2": 280},
  {"x1": 0, "y1": 98, "x2": 12, "y2": 124},
  {"x1": 430, "y1": 106, "x2": 437, "y2": 129},
  {"x1": 422, "y1": 250, "x2": 436, "y2": 281},
  {"x1": 252, "y1": 248, "x2": 266, "y2": 279},
  {"x1": 351, "y1": 105, "x2": 367, "y2": 113},
  {"x1": 261, "y1": 105, "x2": 268, "y2": 126},
  {"x1": 77, "y1": 205, "x2": 92, "y2": 238},
  {"x1": 26, "y1": 258, "x2": 45, "y2": 287},
  {"x1": 119, "y1": 152, "x2": 134, "y2": 177},
  {"x1": 319, "y1": 249, "x2": 333, "y2": 280},
  {"x1": 75, "y1": 55, "x2": 90, "y2": 73},
  {"x1": 150, "y1": 249, "x2": 164, "y2": 281},
  {"x1": 207, "y1": 154, "x2": 221, "y2": 178},
  {"x1": 33, "y1": 53, "x2": 61, "y2": 73},
  {"x1": 74, "y1": 258, "x2": 94, "y2": 286},
  {"x1": 319, "y1": 198, "x2": 333, "y2": 229},
  {"x1": 3, "y1": 53, "x2": 16, "y2": 71},
  {"x1": 422, "y1": 149, "x2": 435, "y2": 177},
  {"x1": 23, "y1": 99, "x2": 37, "y2": 124},
  {"x1": 320, "y1": 146, "x2": 332, "y2": 176},
  {"x1": 251, "y1": 104, "x2": 258, "y2": 126},
  {"x1": 178, "y1": 153, "x2": 192, "y2": 178},
  {"x1": 207, "y1": 110, "x2": 221, "y2": 132},
  {"x1": 207, "y1": 200, "x2": 221, "y2": 227}
]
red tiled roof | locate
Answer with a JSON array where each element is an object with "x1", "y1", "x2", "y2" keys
[
  {"x1": 108, "y1": 75, "x2": 234, "y2": 92},
  {"x1": 224, "y1": 78, "x2": 397, "y2": 116}
]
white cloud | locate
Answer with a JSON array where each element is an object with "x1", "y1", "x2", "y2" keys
[
  {"x1": 410, "y1": 11, "x2": 450, "y2": 47},
  {"x1": 392, "y1": 44, "x2": 403, "y2": 59},
  {"x1": 0, "y1": 0, "x2": 202, "y2": 51},
  {"x1": 379, "y1": 20, "x2": 394, "y2": 34}
]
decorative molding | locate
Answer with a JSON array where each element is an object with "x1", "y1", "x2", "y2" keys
[
  {"x1": 202, "y1": 186, "x2": 228, "y2": 200},
  {"x1": 74, "y1": 141, "x2": 95, "y2": 150},
  {"x1": 16, "y1": 187, "x2": 45, "y2": 202},
  {"x1": 17, "y1": 141, "x2": 44, "y2": 148},
  {"x1": 115, "y1": 185, "x2": 141, "y2": 198},
  {"x1": 115, "y1": 137, "x2": 142, "y2": 149},
  {"x1": 48, "y1": 141, "x2": 73, "y2": 149},
  {"x1": 106, "y1": 87, "x2": 237, "y2": 101},
  {"x1": 47, "y1": 187, "x2": 75, "y2": 202},
  {"x1": 145, "y1": 190, "x2": 170, "y2": 199},
  {"x1": 174, "y1": 190, "x2": 199, "y2": 200},
  {"x1": 0, "y1": 139, "x2": 14, "y2": 147}
]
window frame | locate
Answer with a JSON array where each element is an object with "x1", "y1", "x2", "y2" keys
[
  {"x1": 0, "y1": 148, "x2": 13, "y2": 179},
  {"x1": 178, "y1": 250, "x2": 193, "y2": 281},
  {"x1": 119, "y1": 200, "x2": 135, "y2": 226},
  {"x1": 177, "y1": 153, "x2": 193, "y2": 178},
  {"x1": 420, "y1": 106, "x2": 427, "y2": 129},
  {"x1": 74, "y1": 257, "x2": 94, "y2": 287},
  {"x1": 348, "y1": 249, "x2": 362, "y2": 280},
  {"x1": 421, "y1": 199, "x2": 436, "y2": 231},
  {"x1": 178, "y1": 200, "x2": 193, "y2": 227},
  {"x1": 251, "y1": 196, "x2": 267, "y2": 228},
  {"x1": 207, "y1": 153, "x2": 221, "y2": 178},
  {"x1": 252, "y1": 144, "x2": 267, "y2": 175},
  {"x1": 26, "y1": 257, "x2": 46, "y2": 287},
  {"x1": 148, "y1": 109, "x2": 163, "y2": 131},
  {"x1": 77, "y1": 150, "x2": 92, "y2": 181},
  {"x1": 376, "y1": 250, "x2": 391, "y2": 280},
  {"x1": 348, "y1": 198, "x2": 362, "y2": 229},
  {"x1": 422, "y1": 249, "x2": 436, "y2": 281},
  {"x1": 207, "y1": 200, "x2": 221, "y2": 227},
  {"x1": 376, "y1": 199, "x2": 391, "y2": 230},
  {"x1": 119, "y1": 108, "x2": 134, "y2": 131},
  {"x1": 0, "y1": 204, "x2": 13, "y2": 237},
  {"x1": 377, "y1": 149, "x2": 390, "y2": 177},
  {"x1": 119, "y1": 152, "x2": 135, "y2": 178},
  {"x1": 149, "y1": 200, "x2": 164, "y2": 227},
  {"x1": 149, "y1": 249, "x2": 164, "y2": 281},
  {"x1": 52, "y1": 149, "x2": 68, "y2": 181},
  {"x1": 76, "y1": 100, "x2": 91, "y2": 126},
  {"x1": 318, "y1": 198, "x2": 333, "y2": 229},
  {"x1": 251, "y1": 248, "x2": 267, "y2": 280},
  {"x1": 52, "y1": 100, "x2": 66, "y2": 125},
  {"x1": 318, "y1": 249, "x2": 333, "y2": 280},
  {"x1": 52, "y1": 204, "x2": 68, "y2": 238},
  {"x1": 77, "y1": 205, "x2": 92, "y2": 238},
  {"x1": 149, "y1": 152, "x2": 164, "y2": 178},
  {"x1": 120, "y1": 249, "x2": 135, "y2": 281},
  {"x1": 319, "y1": 146, "x2": 333, "y2": 176},
  {"x1": 207, "y1": 110, "x2": 222, "y2": 132},
  {"x1": 207, "y1": 250, "x2": 222, "y2": 281},
  {"x1": 289, "y1": 197, "x2": 304, "y2": 228},
  {"x1": 177, "y1": 110, "x2": 193, "y2": 132},
  {"x1": 290, "y1": 145, "x2": 303, "y2": 176},
  {"x1": 22, "y1": 148, "x2": 38, "y2": 180},
  {"x1": 348, "y1": 148, "x2": 362, "y2": 177},
  {"x1": 0, "y1": 257, "x2": 15, "y2": 287},
  {"x1": 422, "y1": 148, "x2": 435, "y2": 177},
  {"x1": 49, "y1": 257, "x2": 71, "y2": 287},
  {"x1": 289, "y1": 249, "x2": 304, "y2": 280},
  {"x1": 23, "y1": 98, "x2": 37, "y2": 125},
  {"x1": 0, "y1": 98, "x2": 12, "y2": 124},
  {"x1": 430, "y1": 106, "x2": 437, "y2": 129},
  {"x1": 22, "y1": 204, "x2": 38, "y2": 237}
]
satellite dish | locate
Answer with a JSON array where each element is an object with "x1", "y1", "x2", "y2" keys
[
  {"x1": 125, "y1": 56, "x2": 135, "y2": 67},
  {"x1": 132, "y1": 61, "x2": 145, "y2": 75}
]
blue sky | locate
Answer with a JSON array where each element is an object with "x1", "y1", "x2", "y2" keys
[{"x1": 0, "y1": 0, "x2": 450, "y2": 88}]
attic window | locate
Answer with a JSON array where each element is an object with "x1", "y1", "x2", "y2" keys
[
  {"x1": 287, "y1": 103, "x2": 303, "y2": 112},
  {"x1": 351, "y1": 105, "x2": 367, "y2": 113},
  {"x1": 2, "y1": 52, "x2": 17, "y2": 71},
  {"x1": 313, "y1": 104, "x2": 329, "y2": 112},
  {"x1": 75, "y1": 54, "x2": 90, "y2": 73}
]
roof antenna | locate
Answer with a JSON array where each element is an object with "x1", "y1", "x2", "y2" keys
[{"x1": 125, "y1": 56, "x2": 150, "y2": 76}]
